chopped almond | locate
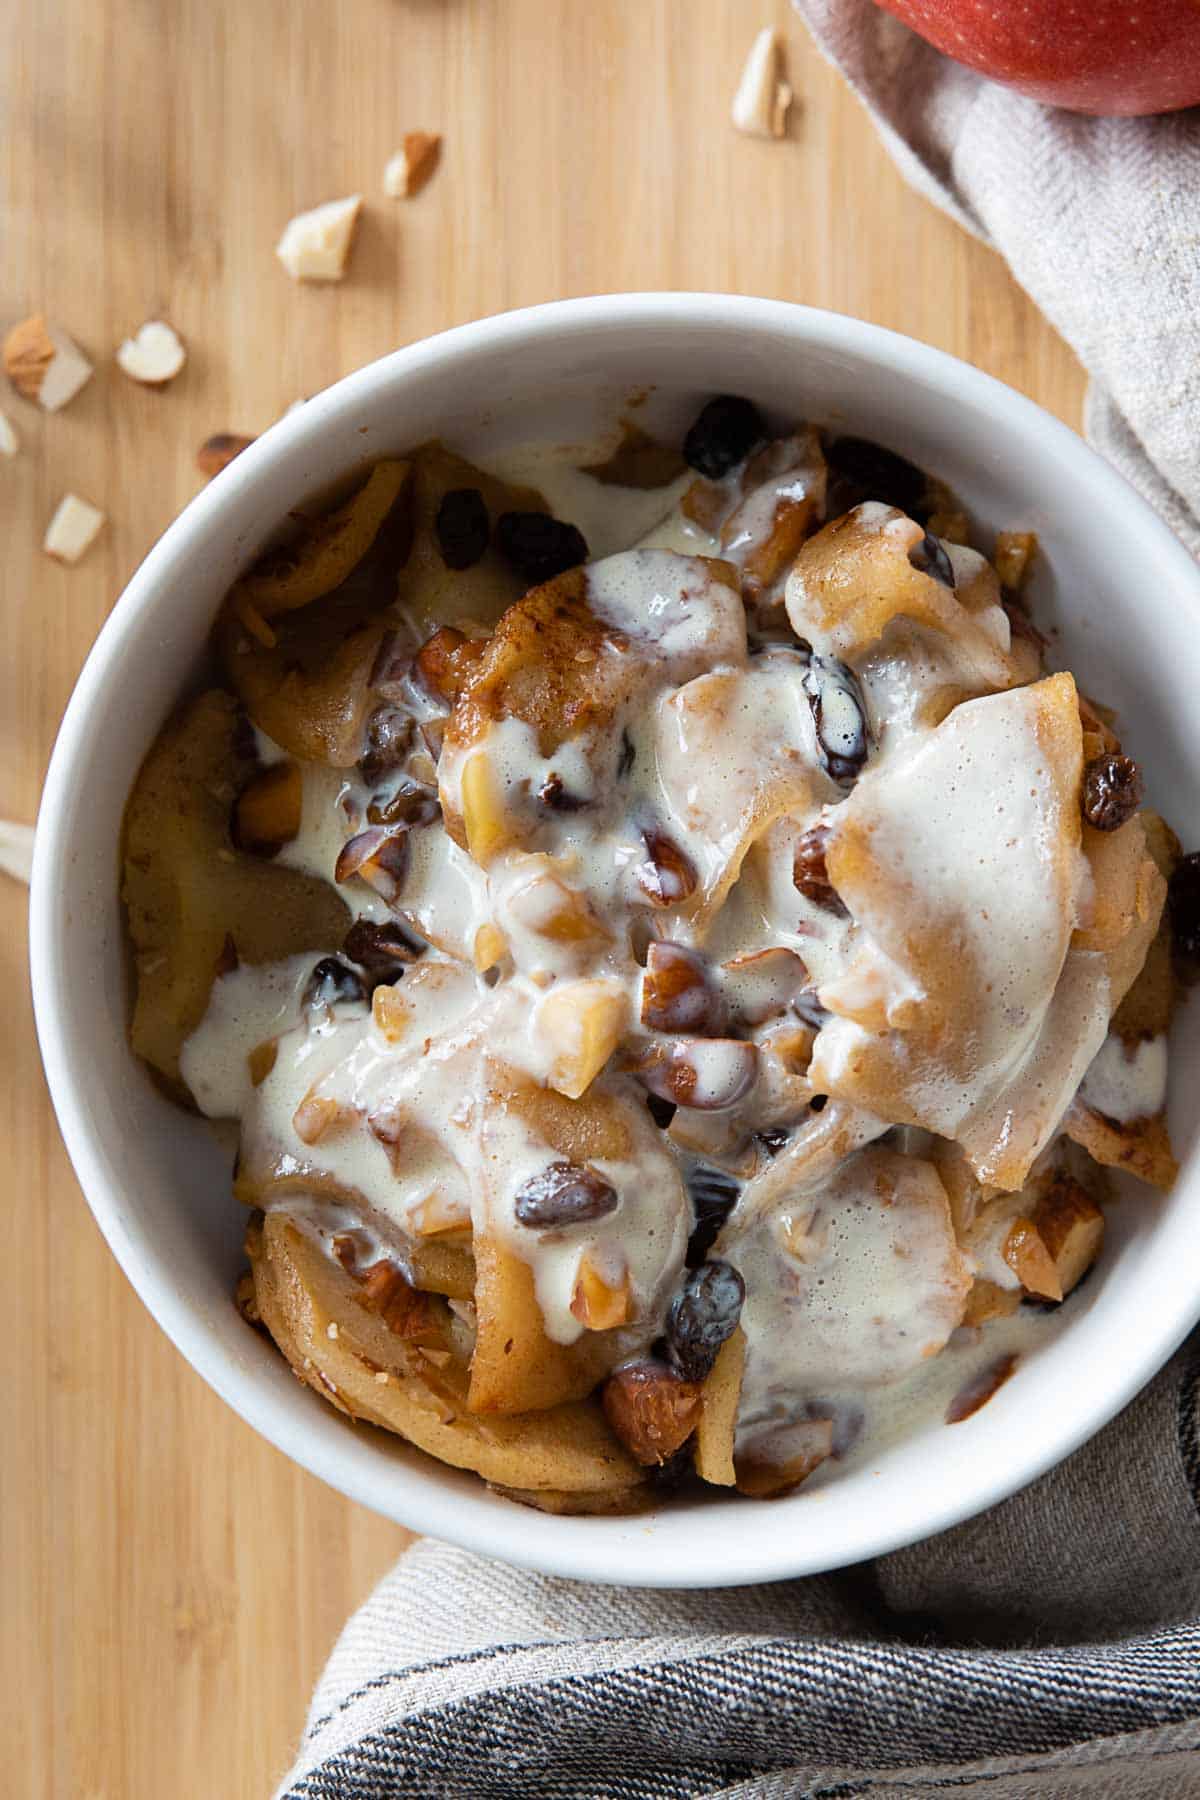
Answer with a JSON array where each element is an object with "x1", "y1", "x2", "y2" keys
[
  {"x1": 384, "y1": 132, "x2": 442, "y2": 199},
  {"x1": 116, "y1": 319, "x2": 187, "y2": 386},
  {"x1": 0, "y1": 820, "x2": 35, "y2": 885},
  {"x1": 197, "y1": 433, "x2": 255, "y2": 478},
  {"x1": 570, "y1": 1254, "x2": 632, "y2": 1331},
  {"x1": 4, "y1": 315, "x2": 93, "y2": 410},
  {"x1": 1003, "y1": 1216, "x2": 1062, "y2": 1303},
  {"x1": 538, "y1": 978, "x2": 629, "y2": 1099},
  {"x1": 43, "y1": 494, "x2": 105, "y2": 564},
  {"x1": 276, "y1": 196, "x2": 363, "y2": 282},
  {"x1": 602, "y1": 1359, "x2": 701, "y2": 1464},
  {"x1": 731, "y1": 27, "x2": 792, "y2": 140}
]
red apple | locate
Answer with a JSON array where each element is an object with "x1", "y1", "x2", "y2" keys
[{"x1": 875, "y1": 0, "x2": 1200, "y2": 115}]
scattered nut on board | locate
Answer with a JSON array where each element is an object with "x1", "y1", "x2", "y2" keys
[
  {"x1": 276, "y1": 196, "x2": 363, "y2": 282},
  {"x1": 731, "y1": 27, "x2": 792, "y2": 139},
  {"x1": 384, "y1": 132, "x2": 442, "y2": 198},
  {"x1": 0, "y1": 413, "x2": 17, "y2": 457},
  {"x1": 116, "y1": 319, "x2": 187, "y2": 386},
  {"x1": 3, "y1": 315, "x2": 94, "y2": 411},
  {"x1": 0, "y1": 821, "x2": 34, "y2": 885},
  {"x1": 43, "y1": 494, "x2": 106, "y2": 564},
  {"x1": 197, "y1": 433, "x2": 256, "y2": 478}
]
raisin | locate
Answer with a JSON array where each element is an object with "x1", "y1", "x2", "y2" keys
[
  {"x1": 343, "y1": 918, "x2": 425, "y2": 979},
  {"x1": 367, "y1": 779, "x2": 441, "y2": 828},
  {"x1": 538, "y1": 771, "x2": 589, "y2": 812},
  {"x1": 754, "y1": 1126, "x2": 791, "y2": 1158},
  {"x1": 635, "y1": 827, "x2": 698, "y2": 905},
  {"x1": 513, "y1": 1161, "x2": 619, "y2": 1230},
  {"x1": 494, "y1": 512, "x2": 588, "y2": 584},
  {"x1": 305, "y1": 956, "x2": 367, "y2": 1011},
  {"x1": 645, "y1": 1092, "x2": 677, "y2": 1130},
  {"x1": 665, "y1": 1259, "x2": 746, "y2": 1380},
  {"x1": 1081, "y1": 753, "x2": 1143, "y2": 833},
  {"x1": 602, "y1": 1360, "x2": 702, "y2": 1466},
  {"x1": 359, "y1": 704, "x2": 414, "y2": 787},
  {"x1": 685, "y1": 1167, "x2": 740, "y2": 1267},
  {"x1": 809, "y1": 1093, "x2": 828, "y2": 1112},
  {"x1": 683, "y1": 395, "x2": 765, "y2": 479},
  {"x1": 617, "y1": 730, "x2": 637, "y2": 780},
  {"x1": 435, "y1": 487, "x2": 490, "y2": 571},
  {"x1": 824, "y1": 435, "x2": 931, "y2": 521},
  {"x1": 802, "y1": 655, "x2": 870, "y2": 788},
  {"x1": 792, "y1": 822, "x2": 849, "y2": 917},
  {"x1": 1169, "y1": 851, "x2": 1200, "y2": 961},
  {"x1": 908, "y1": 531, "x2": 956, "y2": 589}
]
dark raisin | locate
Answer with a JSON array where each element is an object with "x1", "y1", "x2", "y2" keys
[
  {"x1": 809, "y1": 1093, "x2": 828, "y2": 1112},
  {"x1": 754, "y1": 1127, "x2": 791, "y2": 1157},
  {"x1": 305, "y1": 956, "x2": 367, "y2": 1011},
  {"x1": 685, "y1": 1167, "x2": 740, "y2": 1267},
  {"x1": 792, "y1": 990, "x2": 829, "y2": 1030},
  {"x1": 793, "y1": 822, "x2": 849, "y2": 917},
  {"x1": 343, "y1": 918, "x2": 426, "y2": 979},
  {"x1": 1081, "y1": 753, "x2": 1143, "y2": 833},
  {"x1": 359, "y1": 704, "x2": 414, "y2": 787},
  {"x1": 908, "y1": 531, "x2": 956, "y2": 588},
  {"x1": 635, "y1": 827, "x2": 698, "y2": 905},
  {"x1": 683, "y1": 396, "x2": 765, "y2": 479},
  {"x1": 367, "y1": 779, "x2": 442, "y2": 828},
  {"x1": 1169, "y1": 851, "x2": 1200, "y2": 961},
  {"x1": 617, "y1": 730, "x2": 637, "y2": 780},
  {"x1": 513, "y1": 1161, "x2": 619, "y2": 1230},
  {"x1": 824, "y1": 435, "x2": 931, "y2": 522},
  {"x1": 494, "y1": 512, "x2": 588, "y2": 584},
  {"x1": 802, "y1": 655, "x2": 871, "y2": 788},
  {"x1": 645, "y1": 1443, "x2": 695, "y2": 1493},
  {"x1": 665, "y1": 1259, "x2": 746, "y2": 1380},
  {"x1": 538, "y1": 771, "x2": 589, "y2": 812},
  {"x1": 645, "y1": 1093, "x2": 677, "y2": 1130},
  {"x1": 435, "y1": 487, "x2": 491, "y2": 571}
]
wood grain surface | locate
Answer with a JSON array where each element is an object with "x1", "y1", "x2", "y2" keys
[{"x1": 0, "y1": 1, "x2": 1085, "y2": 1794}]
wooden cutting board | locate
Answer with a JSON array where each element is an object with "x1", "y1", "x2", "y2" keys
[{"x1": 0, "y1": 1, "x2": 1084, "y2": 1793}]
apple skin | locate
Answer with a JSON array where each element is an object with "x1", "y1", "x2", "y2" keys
[{"x1": 875, "y1": 0, "x2": 1200, "y2": 115}]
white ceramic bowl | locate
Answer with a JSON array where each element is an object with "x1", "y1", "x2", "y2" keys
[{"x1": 31, "y1": 295, "x2": 1200, "y2": 1586}]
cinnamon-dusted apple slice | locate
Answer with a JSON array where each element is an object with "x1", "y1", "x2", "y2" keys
[
  {"x1": 216, "y1": 465, "x2": 415, "y2": 766},
  {"x1": 809, "y1": 674, "x2": 1114, "y2": 1190},
  {"x1": 438, "y1": 552, "x2": 747, "y2": 854},
  {"x1": 719, "y1": 1146, "x2": 970, "y2": 1395},
  {"x1": 649, "y1": 659, "x2": 820, "y2": 933},
  {"x1": 122, "y1": 691, "x2": 349, "y2": 1087},
  {"x1": 693, "y1": 1326, "x2": 745, "y2": 1486},
  {"x1": 247, "y1": 1212, "x2": 643, "y2": 1497},
  {"x1": 719, "y1": 430, "x2": 826, "y2": 610},
  {"x1": 785, "y1": 501, "x2": 1040, "y2": 695}
]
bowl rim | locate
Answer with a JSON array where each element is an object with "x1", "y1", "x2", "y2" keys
[{"x1": 29, "y1": 292, "x2": 1200, "y2": 1585}]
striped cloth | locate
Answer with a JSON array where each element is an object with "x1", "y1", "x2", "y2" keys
[
  {"x1": 276, "y1": 1344, "x2": 1200, "y2": 1795},
  {"x1": 279, "y1": 25, "x2": 1200, "y2": 1796}
]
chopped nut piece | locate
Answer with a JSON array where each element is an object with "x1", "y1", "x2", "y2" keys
[
  {"x1": 276, "y1": 195, "x2": 363, "y2": 282},
  {"x1": 115, "y1": 319, "x2": 187, "y2": 386},
  {"x1": 232, "y1": 762, "x2": 303, "y2": 857},
  {"x1": 1003, "y1": 1216, "x2": 1062, "y2": 1303},
  {"x1": 630, "y1": 1037, "x2": 757, "y2": 1111},
  {"x1": 473, "y1": 921, "x2": 508, "y2": 973},
  {"x1": 0, "y1": 412, "x2": 18, "y2": 457},
  {"x1": 538, "y1": 978, "x2": 630, "y2": 1099},
  {"x1": 292, "y1": 1091, "x2": 352, "y2": 1145},
  {"x1": 371, "y1": 984, "x2": 409, "y2": 1044},
  {"x1": 4, "y1": 315, "x2": 93, "y2": 410},
  {"x1": 962, "y1": 1278, "x2": 1020, "y2": 1327},
  {"x1": 197, "y1": 433, "x2": 255, "y2": 477},
  {"x1": 994, "y1": 529, "x2": 1038, "y2": 593},
  {"x1": 602, "y1": 1359, "x2": 701, "y2": 1464},
  {"x1": 460, "y1": 751, "x2": 515, "y2": 866},
  {"x1": 641, "y1": 942, "x2": 723, "y2": 1034},
  {"x1": 570, "y1": 1255, "x2": 632, "y2": 1331},
  {"x1": 1032, "y1": 1178, "x2": 1105, "y2": 1298},
  {"x1": 0, "y1": 820, "x2": 35, "y2": 885},
  {"x1": 247, "y1": 1040, "x2": 278, "y2": 1087},
  {"x1": 43, "y1": 494, "x2": 105, "y2": 564},
  {"x1": 383, "y1": 132, "x2": 442, "y2": 198},
  {"x1": 731, "y1": 27, "x2": 792, "y2": 140},
  {"x1": 334, "y1": 825, "x2": 410, "y2": 902},
  {"x1": 359, "y1": 1260, "x2": 440, "y2": 1338}
]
